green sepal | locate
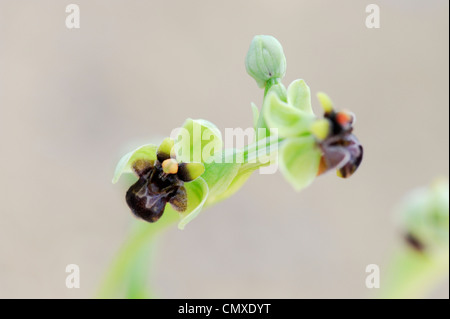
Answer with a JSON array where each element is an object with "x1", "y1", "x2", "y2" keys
[
  {"x1": 263, "y1": 93, "x2": 315, "y2": 138},
  {"x1": 278, "y1": 136, "x2": 321, "y2": 191},
  {"x1": 287, "y1": 79, "x2": 313, "y2": 115},
  {"x1": 112, "y1": 144, "x2": 157, "y2": 184},
  {"x1": 177, "y1": 177, "x2": 209, "y2": 230},
  {"x1": 174, "y1": 118, "x2": 223, "y2": 163}
]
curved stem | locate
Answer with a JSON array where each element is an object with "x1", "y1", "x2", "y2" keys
[
  {"x1": 263, "y1": 77, "x2": 281, "y2": 98},
  {"x1": 255, "y1": 78, "x2": 280, "y2": 137},
  {"x1": 243, "y1": 135, "x2": 281, "y2": 163},
  {"x1": 97, "y1": 212, "x2": 178, "y2": 298}
]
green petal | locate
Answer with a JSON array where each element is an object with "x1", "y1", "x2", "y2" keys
[
  {"x1": 310, "y1": 119, "x2": 331, "y2": 140},
  {"x1": 175, "y1": 118, "x2": 223, "y2": 163},
  {"x1": 178, "y1": 177, "x2": 209, "y2": 230},
  {"x1": 177, "y1": 162, "x2": 205, "y2": 182},
  {"x1": 157, "y1": 137, "x2": 174, "y2": 162},
  {"x1": 287, "y1": 79, "x2": 313, "y2": 115},
  {"x1": 317, "y1": 92, "x2": 334, "y2": 113},
  {"x1": 112, "y1": 144, "x2": 157, "y2": 184},
  {"x1": 263, "y1": 93, "x2": 315, "y2": 138},
  {"x1": 279, "y1": 137, "x2": 321, "y2": 191}
]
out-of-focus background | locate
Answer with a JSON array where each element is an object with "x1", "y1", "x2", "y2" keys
[{"x1": 0, "y1": 0, "x2": 448, "y2": 298}]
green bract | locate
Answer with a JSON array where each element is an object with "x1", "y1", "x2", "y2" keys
[{"x1": 245, "y1": 35, "x2": 287, "y2": 88}]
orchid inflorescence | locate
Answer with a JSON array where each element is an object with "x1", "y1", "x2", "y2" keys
[{"x1": 113, "y1": 35, "x2": 363, "y2": 229}]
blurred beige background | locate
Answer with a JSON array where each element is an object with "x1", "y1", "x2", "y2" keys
[{"x1": 0, "y1": 0, "x2": 448, "y2": 298}]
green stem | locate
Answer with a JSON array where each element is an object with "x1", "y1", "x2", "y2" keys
[
  {"x1": 263, "y1": 77, "x2": 281, "y2": 98},
  {"x1": 255, "y1": 78, "x2": 281, "y2": 137},
  {"x1": 97, "y1": 212, "x2": 178, "y2": 298},
  {"x1": 243, "y1": 135, "x2": 281, "y2": 163}
]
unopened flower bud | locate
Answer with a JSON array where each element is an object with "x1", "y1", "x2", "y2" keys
[{"x1": 245, "y1": 35, "x2": 287, "y2": 88}]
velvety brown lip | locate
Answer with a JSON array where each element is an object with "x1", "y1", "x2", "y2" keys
[{"x1": 126, "y1": 158, "x2": 187, "y2": 223}]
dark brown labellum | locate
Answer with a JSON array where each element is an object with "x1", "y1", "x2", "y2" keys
[
  {"x1": 125, "y1": 137, "x2": 205, "y2": 223},
  {"x1": 318, "y1": 110, "x2": 363, "y2": 178},
  {"x1": 126, "y1": 159, "x2": 187, "y2": 223}
]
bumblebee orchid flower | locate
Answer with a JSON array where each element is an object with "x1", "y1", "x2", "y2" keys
[
  {"x1": 259, "y1": 82, "x2": 363, "y2": 190},
  {"x1": 124, "y1": 137, "x2": 205, "y2": 223},
  {"x1": 245, "y1": 36, "x2": 363, "y2": 191},
  {"x1": 113, "y1": 119, "x2": 222, "y2": 229}
]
